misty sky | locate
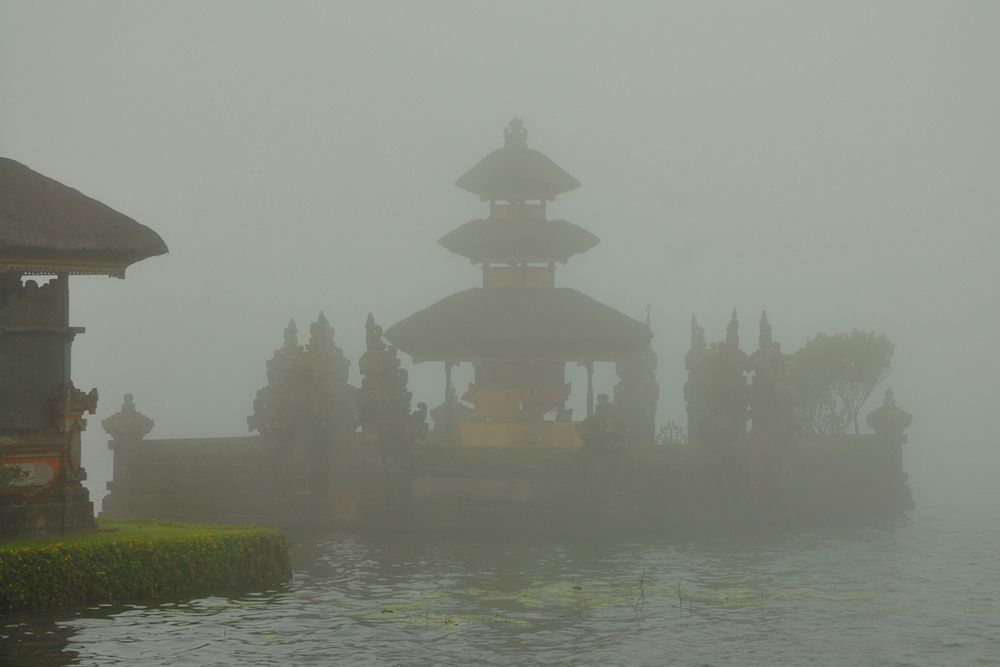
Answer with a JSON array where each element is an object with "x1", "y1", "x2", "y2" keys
[{"x1": 1, "y1": 1, "x2": 997, "y2": 506}]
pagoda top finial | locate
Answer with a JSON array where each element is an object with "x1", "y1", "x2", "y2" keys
[
  {"x1": 455, "y1": 119, "x2": 579, "y2": 202},
  {"x1": 504, "y1": 118, "x2": 528, "y2": 149}
]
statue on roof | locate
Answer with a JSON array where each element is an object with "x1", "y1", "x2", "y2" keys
[{"x1": 504, "y1": 117, "x2": 528, "y2": 149}]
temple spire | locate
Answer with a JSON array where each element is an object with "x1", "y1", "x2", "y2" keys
[{"x1": 726, "y1": 309, "x2": 740, "y2": 349}]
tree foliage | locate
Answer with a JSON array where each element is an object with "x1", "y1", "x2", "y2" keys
[{"x1": 787, "y1": 331, "x2": 894, "y2": 435}]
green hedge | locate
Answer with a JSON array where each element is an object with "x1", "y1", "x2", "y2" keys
[{"x1": 0, "y1": 520, "x2": 291, "y2": 612}]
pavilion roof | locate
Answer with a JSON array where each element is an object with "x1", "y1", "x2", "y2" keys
[
  {"x1": 455, "y1": 120, "x2": 580, "y2": 202},
  {"x1": 0, "y1": 158, "x2": 168, "y2": 277},
  {"x1": 385, "y1": 287, "x2": 650, "y2": 362},
  {"x1": 439, "y1": 217, "x2": 599, "y2": 264}
]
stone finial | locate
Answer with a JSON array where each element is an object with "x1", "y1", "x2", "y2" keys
[
  {"x1": 102, "y1": 393, "x2": 154, "y2": 442},
  {"x1": 365, "y1": 312, "x2": 383, "y2": 348},
  {"x1": 283, "y1": 319, "x2": 299, "y2": 351},
  {"x1": 504, "y1": 117, "x2": 528, "y2": 149},
  {"x1": 308, "y1": 310, "x2": 335, "y2": 352},
  {"x1": 690, "y1": 314, "x2": 706, "y2": 350},
  {"x1": 759, "y1": 310, "x2": 772, "y2": 350},
  {"x1": 866, "y1": 388, "x2": 912, "y2": 438}
]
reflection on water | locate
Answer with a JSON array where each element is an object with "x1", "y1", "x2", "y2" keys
[{"x1": 2, "y1": 508, "x2": 998, "y2": 666}]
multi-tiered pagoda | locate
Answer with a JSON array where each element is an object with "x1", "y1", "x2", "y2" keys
[{"x1": 386, "y1": 120, "x2": 652, "y2": 448}]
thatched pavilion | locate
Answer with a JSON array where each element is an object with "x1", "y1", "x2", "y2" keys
[
  {"x1": 0, "y1": 157, "x2": 166, "y2": 537},
  {"x1": 386, "y1": 120, "x2": 653, "y2": 447}
]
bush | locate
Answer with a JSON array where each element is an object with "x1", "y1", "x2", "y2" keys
[{"x1": 0, "y1": 520, "x2": 291, "y2": 612}]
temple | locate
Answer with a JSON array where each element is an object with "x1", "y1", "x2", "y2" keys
[
  {"x1": 386, "y1": 119, "x2": 654, "y2": 448},
  {"x1": 0, "y1": 158, "x2": 167, "y2": 537},
  {"x1": 91, "y1": 120, "x2": 914, "y2": 536}
]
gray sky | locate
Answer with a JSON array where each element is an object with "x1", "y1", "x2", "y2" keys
[{"x1": 2, "y1": 1, "x2": 998, "y2": 507}]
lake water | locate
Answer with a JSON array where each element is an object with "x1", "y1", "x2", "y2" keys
[{"x1": 2, "y1": 491, "x2": 998, "y2": 666}]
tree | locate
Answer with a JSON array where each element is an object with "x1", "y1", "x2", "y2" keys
[{"x1": 788, "y1": 331, "x2": 894, "y2": 435}]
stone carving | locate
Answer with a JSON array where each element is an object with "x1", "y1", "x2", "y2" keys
[
  {"x1": 358, "y1": 313, "x2": 415, "y2": 443},
  {"x1": 726, "y1": 307, "x2": 740, "y2": 348},
  {"x1": 305, "y1": 311, "x2": 356, "y2": 436},
  {"x1": 50, "y1": 382, "x2": 98, "y2": 434},
  {"x1": 576, "y1": 393, "x2": 626, "y2": 448},
  {"x1": 503, "y1": 117, "x2": 528, "y2": 149},
  {"x1": 248, "y1": 313, "x2": 355, "y2": 440},
  {"x1": 248, "y1": 319, "x2": 307, "y2": 436},
  {"x1": 684, "y1": 315, "x2": 709, "y2": 446},
  {"x1": 102, "y1": 393, "x2": 154, "y2": 442},
  {"x1": 429, "y1": 392, "x2": 470, "y2": 446},
  {"x1": 684, "y1": 311, "x2": 750, "y2": 448},
  {"x1": 411, "y1": 402, "x2": 429, "y2": 444},
  {"x1": 749, "y1": 311, "x2": 792, "y2": 446},
  {"x1": 656, "y1": 419, "x2": 687, "y2": 447},
  {"x1": 247, "y1": 313, "x2": 355, "y2": 502},
  {"x1": 613, "y1": 340, "x2": 659, "y2": 447},
  {"x1": 0, "y1": 274, "x2": 67, "y2": 327}
]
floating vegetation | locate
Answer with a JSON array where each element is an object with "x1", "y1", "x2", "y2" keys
[{"x1": 339, "y1": 574, "x2": 900, "y2": 630}]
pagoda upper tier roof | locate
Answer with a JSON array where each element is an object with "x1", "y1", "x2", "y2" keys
[
  {"x1": 0, "y1": 158, "x2": 168, "y2": 277},
  {"x1": 439, "y1": 217, "x2": 599, "y2": 264},
  {"x1": 385, "y1": 287, "x2": 651, "y2": 362},
  {"x1": 455, "y1": 119, "x2": 580, "y2": 202}
]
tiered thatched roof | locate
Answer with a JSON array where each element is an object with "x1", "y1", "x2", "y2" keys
[
  {"x1": 0, "y1": 158, "x2": 168, "y2": 277},
  {"x1": 455, "y1": 120, "x2": 579, "y2": 202},
  {"x1": 439, "y1": 217, "x2": 598, "y2": 264},
  {"x1": 385, "y1": 287, "x2": 650, "y2": 363}
]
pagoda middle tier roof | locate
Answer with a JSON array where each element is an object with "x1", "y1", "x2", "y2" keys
[
  {"x1": 385, "y1": 287, "x2": 651, "y2": 363},
  {"x1": 0, "y1": 158, "x2": 168, "y2": 277},
  {"x1": 455, "y1": 146, "x2": 580, "y2": 202},
  {"x1": 439, "y1": 217, "x2": 599, "y2": 264}
]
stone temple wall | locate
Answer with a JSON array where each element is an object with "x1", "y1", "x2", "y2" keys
[
  {"x1": 101, "y1": 436, "x2": 273, "y2": 524},
  {"x1": 100, "y1": 430, "x2": 912, "y2": 535}
]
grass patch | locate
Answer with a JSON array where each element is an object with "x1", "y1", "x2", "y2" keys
[{"x1": 0, "y1": 519, "x2": 291, "y2": 613}]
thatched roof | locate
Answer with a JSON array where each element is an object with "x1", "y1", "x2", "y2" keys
[
  {"x1": 385, "y1": 288, "x2": 650, "y2": 362},
  {"x1": 455, "y1": 121, "x2": 580, "y2": 202},
  {"x1": 0, "y1": 158, "x2": 168, "y2": 277},
  {"x1": 439, "y1": 218, "x2": 599, "y2": 264}
]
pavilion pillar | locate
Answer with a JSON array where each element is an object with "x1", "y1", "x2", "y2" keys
[
  {"x1": 444, "y1": 361, "x2": 455, "y2": 446},
  {"x1": 58, "y1": 273, "x2": 72, "y2": 382},
  {"x1": 584, "y1": 361, "x2": 594, "y2": 418}
]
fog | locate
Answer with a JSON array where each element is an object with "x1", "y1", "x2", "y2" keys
[{"x1": 1, "y1": 1, "x2": 998, "y2": 511}]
